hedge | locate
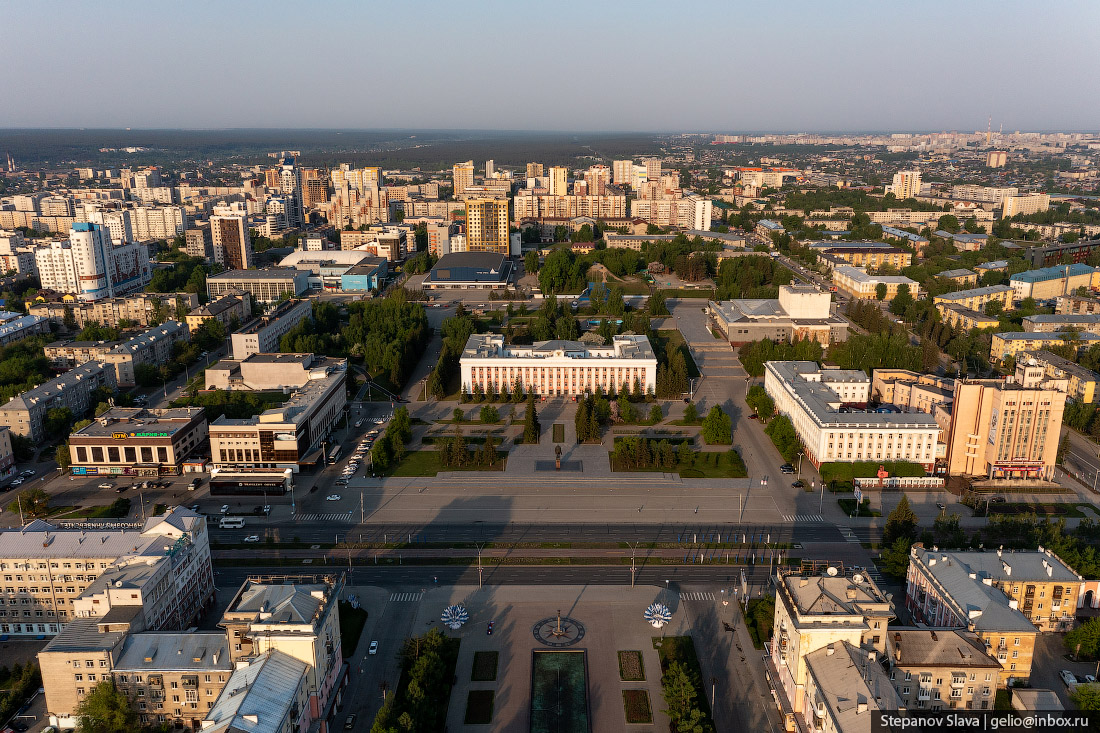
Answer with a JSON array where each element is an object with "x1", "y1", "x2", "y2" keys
[{"x1": 819, "y1": 461, "x2": 926, "y2": 490}]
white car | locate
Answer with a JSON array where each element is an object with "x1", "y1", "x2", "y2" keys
[
  {"x1": 326, "y1": 494, "x2": 341, "y2": 501},
  {"x1": 1061, "y1": 670, "x2": 1078, "y2": 688},
  {"x1": 368, "y1": 641, "x2": 378, "y2": 655},
  {"x1": 98, "y1": 482, "x2": 113, "y2": 489},
  {"x1": 243, "y1": 535, "x2": 260, "y2": 543},
  {"x1": 10, "y1": 477, "x2": 24, "y2": 487},
  {"x1": 355, "y1": 419, "x2": 364, "y2": 428},
  {"x1": 220, "y1": 505, "x2": 229, "y2": 514},
  {"x1": 21, "y1": 469, "x2": 35, "y2": 477}
]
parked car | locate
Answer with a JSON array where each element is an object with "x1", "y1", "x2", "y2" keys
[
  {"x1": 792, "y1": 480, "x2": 804, "y2": 489},
  {"x1": 747, "y1": 414, "x2": 758, "y2": 420},
  {"x1": 243, "y1": 535, "x2": 260, "y2": 543},
  {"x1": 220, "y1": 505, "x2": 229, "y2": 514},
  {"x1": 10, "y1": 477, "x2": 24, "y2": 487},
  {"x1": 344, "y1": 714, "x2": 357, "y2": 730},
  {"x1": 20, "y1": 469, "x2": 35, "y2": 477},
  {"x1": 335, "y1": 479, "x2": 348, "y2": 486},
  {"x1": 1060, "y1": 670, "x2": 1078, "y2": 688},
  {"x1": 368, "y1": 641, "x2": 378, "y2": 655}
]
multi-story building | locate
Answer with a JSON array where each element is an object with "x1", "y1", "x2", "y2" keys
[
  {"x1": 44, "y1": 321, "x2": 190, "y2": 388},
  {"x1": 934, "y1": 285, "x2": 1015, "y2": 315},
  {"x1": 184, "y1": 226, "x2": 212, "y2": 260},
  {"x1": 202, "y1": 650, "x2": 309, "y2": 733},
  {"x1": 990, "y1": 331, "x2": 1100, "y2": 362},
  {"x1": 937, "y1": 268, "x2": 979, "y2": 287},
  {"x1": 986, "y1": 151, "x2": 1008, "y2": 168},
  {"x1": 871, "y1": 370, "x2": 954, "y2": 415},
  {"x1": 277, "y1": 157, "x2": 305, "y2": 228},
  {"x1": 905, "y1": 545, "x2": 1083, "y2": 683},
  {"x1": 210, "y1": 215, "x2": 253, "y2": 270},
  {"x1": 939, "y1": 376, "x2": 1066, "y2": 479},
  {"x1": 526, "y1": 162, "x2": 544, "y2": 180},
  {"x1": 1056, "y1": 295, "x2": 1100, "y2": 315},
  {"x1": 1010, "y1": 264, "x2": 1099, "y2": 302},
  {"x1": 129, "y1": 206, "x2": 187, "y2": 241},
  {"x1": 28, "y1": 292, "x2": 197, "y2": 329},
  {"x1": 185, "y1": 291, "x2": 249, "y2": 334},
  {"x1": 1022, "y1": 313, "x2": 1100, "y2": 334},
  {"x1": 709, "y1": 285, "x2": 849, "y2": 347},
  {"x1": 885, "y1": 629, "x2": 1002, "y2": 710},
  {"x1": 2, "y1": 507, "x2": 213, "y2": 638},
  {"x1": 886, "y1": 170, "x2": 922, "y2": 199},
  {"x1": 425, "y1": 221, "x2": 452, "y2": 257},
  {"x1": 1001, "y1": 193, "x2": 1051, "y2": 218},
  {"x1": 764, "y1": 361, "x2": 940, "y2": 470},
  {"x1": 0, "y1": 360, "x2": 117, "y2": 442},
  {"x1": 230, "y1": 299, "x2": 312, "y2": 359},
  {"x1": 339, "y1": 226, "x2": 408, "y2": 261},
  {"x1": 452, "y1": 161, "x2": 474, "y2": 197},
  {"x1": 950, "y1": 185, "x2": 1018, "y2": 205},
  {"x1": 34, "y1": 223, "x2": 151, "y2": 301},
  {"x1": 206, "y1": 269, "x2": 309, "y2": 303},
  {"x1": 831, "y1": 266, "x2": 919, "y2": 300},
  {"x1": 806, "y1": 242, "x2": 913, "y2": 270},
  {"x1": 1017, "y1": 349, "x2": 1100, "y2": 404},
  {"x1": 68, "y1": 407, "x2": 208, "y2": 477},
  {"x1": 206, "y1": 354, "x2": 347, "y2": 477},
  {"x1": 511, "y1": 192, "x2": 628, "y2": 221},
  {"x1": 769, "y1": 570, "x2": 896, "y2": 733},
  {"x1": 302, "y1": 177, "x2": 328, "y2": 209},
  {"x1": 0, "y1": 313, "x2": 50, "y2": 345},
  {"x1": 548, "y1": 166, "x2": 568, "y2": 196},
  {"x1": 460, "y1": 334, "x2": 656, "y2": 397},
  {"x1": 218, "y1": 575, "x2": 344, "y2": 726},
  {"x1": 87, "y1": 209, "x2": 134, "y2": 245},
  {"x1": 630, "y1": 194, "x2": 712, "y2": 230},
  {"x1": 465, "y1": 198, "x2": 510, "y2": 254},
  {"x1": 0, "y1": 426, "x2": 14, "y2": 481},
  {"x1": 939, "y1": 304, "x2": 1001, "y2": 332}
]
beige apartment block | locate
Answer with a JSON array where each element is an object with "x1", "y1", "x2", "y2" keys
[{"x1": 886, "y1": 629, "x2": 1001, "y2": 710}]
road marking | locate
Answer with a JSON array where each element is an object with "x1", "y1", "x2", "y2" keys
[
  {"x1": 388, "y1": 592, "x2": 424, "y2": 602},
  {"x1": 837, "y1": 526, "x2": 862, "y2": 543},
  {"x1": 295, "y1": 512, "x2": 354, "y2": 521},
  {"x1": 679, "y1": 591, "x2": 714, "y2": 601},
  {"x1": 781, "y1": 514, "x2": 824, "y2": 523}
]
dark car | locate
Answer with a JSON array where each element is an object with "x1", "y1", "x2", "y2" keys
[
  {"x1": 748, "y1": 414, "x2": 758, "y2": 420},
  {"x1": 487, "y1": 621, "x2": 494, "y2": 636},
  {"x1": 792, "y1": 480, "x2": 805, "y2": 489}
]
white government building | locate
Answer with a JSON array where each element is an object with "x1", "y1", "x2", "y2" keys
[
  {"x1": 460, "y1": 334, "x2": 657, "y2": 397},
  {"x1": 764, "y1": 361, "x2": 940, "y2": 470}
]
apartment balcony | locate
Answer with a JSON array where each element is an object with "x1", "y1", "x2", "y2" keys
[
  {"x1": 951, "y1": 677, "x2": 966, "y2": 688},
  {"x1": 918, "y1": 689, "x2": 932, "y2": 700}
]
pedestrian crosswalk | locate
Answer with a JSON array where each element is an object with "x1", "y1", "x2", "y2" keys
[
  {"x1": 864, "y1": 564, "x2": 888, "y2": 587},
  {"x1": 389, "y1": 592, "x2": 423, "y2": 602},
  {"x1": 837, "y1": 526, "x2": 862, "y2": 543},
  {"x1": 679, "y1": 591, "x2": 714, "y2": 601},
  {"x1": 295, "y1": 512, "x2": 354, "y2": 522},
  {"x1": 781, "y1": 514, "x2": 824, "y2": 523}
]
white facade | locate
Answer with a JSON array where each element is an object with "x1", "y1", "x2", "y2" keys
[
  {"x1": 764, "y1": 361, "x2": 940, "y2": 469},
  {"x1": 34, "y1": 223, "x2": 151, "y2": 301},
  {"x1": 886, "y1": 170, "x2": 922, "y2": 199},
  {"x1": 1002, "y1": 193, "x2": 1051, "y2": 218},
  {"x1": 131, "y1": 206, "x2": 187, "y2": 241},
  {"x1": 612, "y1": 160, "x2": 633, "y2": 185},
  {"x1": 460, "y1": 334, "x2": 657, "y2": 397}
]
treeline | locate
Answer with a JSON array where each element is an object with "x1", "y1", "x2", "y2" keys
[
  {"x1": 146, "y1": 255, "x2": 213, "y2": 298},
  {"x1": 0, "y1": 334, "x2": 54, "y2": 403},
  {"x1": 437, "y1": 429, "x2": 501, "y2": 468},
  {"x1": 714, "y1": 255, "x2": 792, "y2": 300},
  {"x1": 846, "y1": 299, "x2": 903, "y2": 334},
  {"x1": 174, "y1": 389, "x2": 290, "y2": 422},
  {"x1": 612, "y1": 435, "x2": 695, "y2": 470},
  {"x1": 427, "y1": 304, "x2": 477, "y2": 399},
  {"x1": 826, "y1": 331, "x2": 922, "y2": 375},
  {"x1": 345, "y1": 295, "x2": 429, "y2": 387},
  {"x1": 738, "y1": 338, "x2": 824, "y2": 378},
  {"x1": 370, "y1": 628, "x2": 460, "y2": 733},
  {"x1": 278, "y1": 301, "x2": 342, "y2": 354},
  {"x1": 369, "y1": 407, "x2": 412, "y2": 474}
]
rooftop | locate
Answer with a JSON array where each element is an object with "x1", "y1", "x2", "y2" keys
[
  {"x1": 0, "y1": 360, "x2": 111, "y2": 411},
  {"x1": 114, "y1": 632, "x2": 231, "y2": 672},
  {"x1": 934, "y1": 284, "x2": 1014, "y2": 302},
  {"x1": 975, "y1": 260, "x2": 1009, "y2": 271},
  {"x1": 1011, "y1": 264, "x2": 1097, "y2": 284},
  {"x1": 766, "y1": 361, "x2": 939, "y2": 429},
  {"x1": 937, "y1": 268, "x2": 977, "y2": 279},
  {"x1": 1021, "y1": 350, "x2": 1100, "y2": 382},
  {"x1": 40, "y1": 617, "x2": 127, "y2": 654},
  {"x1": 804, "y1": 642, "x2": 900, "y2": 733},
  {"x1": 202, "y1": 650, "x2": 307, "y2": 733},
  {"x1": 461, "y1": 333, "x2": 656, "y2": 362},
  {"x1": 208, "y1": 268, "x2": 304, "y2": 282},
  {"x1": 887, "y1": 628, "x2": 1001, "y2": 668},
  {"x1": 70, "y1": 407, "x2": 204, "y2": 439},
  {"x1": 426, "y1": 252, "x2": 512, "y2": 284},
  {"x1": 833, "y1": 265, "x2": 919, "y2": 286},
  {"x1": 781, "y1": 572, "x2": 891, "y2": 620},
  {"x1": 995, "y1": 331, "x2": 1100, "y2": 342}
]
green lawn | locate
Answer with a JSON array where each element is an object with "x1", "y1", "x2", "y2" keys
[
  {"x1": 838, "y1": 498, "x2": 881, "y2": 517},
  {"x1": 464, "y1": 690, "x2": 494, "y2": 724},
  {"x1": 471, "y1": 651, "x2": 499, "y2": 681},
  {"x1": 391, "y1": 450, "x2": 506, "y2": 477},
  {"x1": 652, "y1": 635, "x2": 714, "y2": 727},
  {"x1": 553, "y1": 423, "x2": 565, "y2": 443},
  {"x1": 64, "y1": 498, "x2": 132, "y2": 519},
  {"x1": 743, "y1": 598, "x2": 775, "y2": 650}
]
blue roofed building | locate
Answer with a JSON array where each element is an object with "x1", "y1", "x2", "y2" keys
[
  {"x1": 424, "y1": 252, "x2": 513, "y2": 292},
  {"x1": 1010, "y1": 263, "x2": 1098, "y2": 301},
  {"x1": 339, "y1": 257, "x2": 388, "y2": 292}
]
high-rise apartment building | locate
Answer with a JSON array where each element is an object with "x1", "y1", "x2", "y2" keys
[
  {"x1": 465, "y1": 198, "x2": 510, "y2": 254},
  {"x1": 485, "y1": 159, "x2": 495, "y2": 178},
  {"x1": 1001, "y1": 193, "x2": 1051, "y2": 218},
  {"x1": 986, "y1": 150, "x2": 1008, "y2": 168},
  {"x1": 88, "y1": 209, "x2": 133, "y2": 245},
  {"x1": 886, "y1": 170, "x2": 922, "y2": 199},
  {"x1": 133, "y1": 167, "x2": 162, "y2": 189},
  {"x1": 643, "y1": 157, "x2": 662, "y2": 182},
  {"x1": 302, "y1": 177, "x2": 328, "y2": 208},
  {"x1": 33, "y1": 223, "x2": 151, "y2": 301},
  {"x1": 548, "y1": 166, "x2": 569, "y2": 196},
  {"x1": 184, "y1": 225, "x2": 213, "y2": 259},
  {"x1": 940, "y1": 376, "x2": 1065, "y2": 479},
  {"x1": 278, "y1": 157, "x2": 304, "y2": 227},
  {"x1": 210, "y1": 215, "x2": 254, "y2": 270},
  {"x1": 453, "y1": 161, "x2": 475, "y2": 197},
  {"x1": 526, "y1": 162, "x2": 544, "y2": 179},
  {"x1": 584, "y1": 165, "x2": 611, "y2": 195},
  {"x1": 612, "y1": 160, "x2": 633, "y2": 186}
]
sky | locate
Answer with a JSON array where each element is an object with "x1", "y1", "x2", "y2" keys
[{"x1": 2, "y1": 0, "x2": 1099, "y2": 132}]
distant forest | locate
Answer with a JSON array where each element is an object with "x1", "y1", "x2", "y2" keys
[{"x1": 0, "y1": 129, "x2": 667, "y2": 171}]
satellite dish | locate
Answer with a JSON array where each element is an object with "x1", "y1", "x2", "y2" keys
[
  {"x1": 886, "y1": 593, "x2": 894, "y2": 602},
  {"x1": 826, "y1": 566, "x2": 838, "y2": 576},
  {"x1": 853, "y1": 573, "x2": 865, "y2": 584}
]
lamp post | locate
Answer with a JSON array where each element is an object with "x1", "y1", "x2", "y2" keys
[
  {"x1": 628, "y1": 542, "x2": 639, "y2": 589},
  {"x1": 476, "y1": 543, "x2": 484, "y2": 589},
  {"x1": 797, "y1": 452, "x2": 803, "y2": 480},
  {"x1": 818, "y1": 480, "x2": 824, "y2": 514}
]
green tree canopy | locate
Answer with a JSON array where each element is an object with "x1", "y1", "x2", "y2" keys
[{"x1": 75, "y1": 679, "x2": 138, "y2": 733}]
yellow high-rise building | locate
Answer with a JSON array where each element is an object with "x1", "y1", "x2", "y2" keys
[
  {"x1": 549, "y1": 166, "x2": 568, "y2": 196},
  {"x1": 465, "y1": 198, "x2": 510, "y2": 254},
  {"x1": 453, "y1": 161, "x2": 475, "y2": 197}
]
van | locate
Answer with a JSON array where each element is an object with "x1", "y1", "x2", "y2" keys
[{"x1": 219, "y1": 517, "x2": 245, "y2": 529}]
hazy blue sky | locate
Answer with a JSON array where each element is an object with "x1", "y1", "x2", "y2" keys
[{"x1": 2, "y1": 0, "x2": 1098, "y2": 132}]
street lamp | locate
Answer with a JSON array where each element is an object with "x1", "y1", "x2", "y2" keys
[
  {"x1": 796, "y1": 452, "x2": 803, "y2": 480},
  {"x1": 476, "y1": 543, "x2": 484, "y2": 589},
  {"x1": 628, "y1": 542, "x2": 639, "y2": 589}
]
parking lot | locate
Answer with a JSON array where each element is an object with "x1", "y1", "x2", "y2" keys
[{"x1": 1027, "y1": 632, "x2": 1098, "y2": 709}]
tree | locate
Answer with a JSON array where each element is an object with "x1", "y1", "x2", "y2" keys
[
  {"x1": 648, "y1": 290, "x2": 669, "y2": 316},
  {"x1": 883, "y1": 495, "x2": 918, "y2": 547},
  {"x1": 1072, "y1": 684, "x2": 1100, "y2": 711},
  {"x1": 453, "y1": 407, "x2": 464, "y2": 423},
  {"x1": 1065, "y1": 618, "x2": 1100, "y2": 660},
  {"x1": 523, "y1": 393, "x2": 540, "y2": 444},
  {"x1": 937, "y1": 214, "x2": 960, "y2": 233},
  {"x1": 7, "y1": 487, "x2": 49, "y2": 519},
  {"x1": 1057, "y1": 434, "x2": 1071, "y2": 465},
  {"x1": 683, "y1": 402, "x2": 699, "y2": 423},
  {"x1": 701, "y1": 406, "x2": 732, "y2": 445},
  {"x1": 75, "y1": 679, "x2": 138, "y2": 733},
  {"x1": 524, "y1": 250, "x2": 539, "y2": 275},
  {"x1": 56, "y1": 443, "x2": 72, "y2": 472},
  {"x1": 62, "y1": 304, "x2": 77, "y2": 329},
  {"x1": 44, "y1": 407, "x2": 74, "y2": 438},
  {"x1": 875, "y1": 282, "x2": 887, "y2": 301},
  {"x1": 889, "y1": 284, "x2": 915, "y2": 316},
  {"x1": 648, "y1": 404, "x2": 663, "y2": 425},
  {"x1": 880, "y1": 537, "x2": 913, "y2": 579},
  {"x1": 984, "y1": 300, "x2": 1004, "y2": 317},
  {"x1": 479, "y1": 405, "x2": 499, "y2": 424}
]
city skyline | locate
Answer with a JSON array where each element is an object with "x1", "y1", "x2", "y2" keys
[{"x1": 2, "y1": 0, "x2": 1098, "y2": 132}]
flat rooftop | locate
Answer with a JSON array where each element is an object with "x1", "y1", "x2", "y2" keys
[
  {"x1": 114, "y1": 632, "x2": 232, "y2": 672},
  {"x1": 71, "y1": 407, "x2": 204, "y2": 438},
  {"x1": 887, "y1": 628, "x2": 1000, "y2": 668},
  {"x1": 208, "y1": 268, "x2": 303, "y2": 281}
]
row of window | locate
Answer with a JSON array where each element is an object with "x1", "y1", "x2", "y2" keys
[{"x1": 74, "y1": 445, "x2": 170, "y2": 465}]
